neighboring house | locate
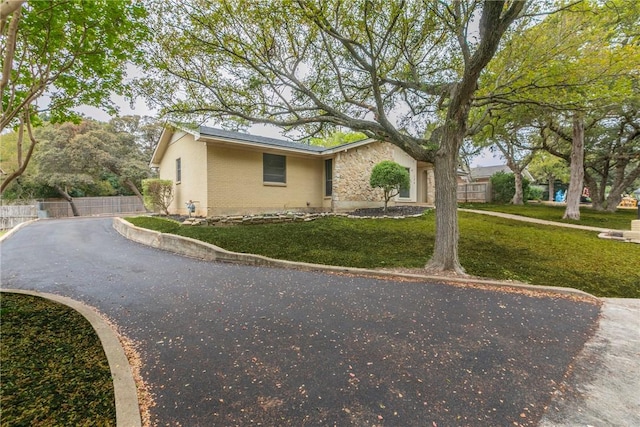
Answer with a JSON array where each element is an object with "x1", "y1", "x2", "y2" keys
[
  {"x1": 456, "y1": 164, "x2": 536, "y2": 203},
  {"x1": 150, "y1": 125, "x2": 435, "y2": 216},
  {"x1": 461, "y1": 164, "x2": 534, "y2": 184}
]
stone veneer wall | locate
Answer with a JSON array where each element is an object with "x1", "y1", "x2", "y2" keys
[{"x1": 332, "y1": 141, "x2": 395, "y2": 211}]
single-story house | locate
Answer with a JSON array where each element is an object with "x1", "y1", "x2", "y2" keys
[{"x1": 150, "y1": 125, "x2": 435, "y2": 216}]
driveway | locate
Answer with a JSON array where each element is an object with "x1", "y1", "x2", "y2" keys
[{"x1": 1, "y1": 217, "x2": 601, "y2": 426}]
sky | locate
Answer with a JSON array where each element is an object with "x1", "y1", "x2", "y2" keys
[{"x1": 78, "y1": 96, "x2": 503, "y2": 168}]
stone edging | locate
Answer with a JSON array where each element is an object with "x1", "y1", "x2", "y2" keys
[
  {"x1": 113, "y1": 217, "x2": 597, "y2": 300},
  {"x1": 598, "y1": 231, "x2": 640, "y2": 244},
  {"x1": 0, "y1": 289, "x2": 141, "y2": 427},
  {"x1": 182, "y1": 211, "x2": 425, "y2": 226}
]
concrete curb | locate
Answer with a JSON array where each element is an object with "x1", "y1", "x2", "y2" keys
[
  {"x1": 113, "y1": 217, "x2": 598, "y2": 301},
  {"x1": 1, "y1": 289, "x2": 142, "y2": 427},
  {"x1": 0, "y1": 218, "x2": 39, "y2": 243}
]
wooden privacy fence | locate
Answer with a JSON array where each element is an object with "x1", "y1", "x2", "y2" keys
[
  {"x1": 457, "y1": 183, "x2": 491, "y2": 203},
  {"x1": 39, "y1": 196, "x2": 147, "y2": 218},
  {"x1": 0, "y1": 196, "x2": 147, "y2": 229},
  {"x1": 0, "y1": 204, "x2": 38, "y2": 229}
]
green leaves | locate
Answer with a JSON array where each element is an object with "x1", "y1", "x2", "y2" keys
[
  {"x1": 2, "y1": 0, "x2": 150, "y2": 129},
  {"x1": 29, "y1": 119, "x2": 151, "y2": 197},
  {"x1": 369, "y1": 160, "x2": 410, "y2": 210},
  {"x1": 480, "y1": 0, "x2": 639, "y2": 111}
]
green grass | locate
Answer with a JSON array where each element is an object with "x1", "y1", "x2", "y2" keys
[
  {"x1": 128, "y1": 212, "x2": 640, "y2": 298},
  {"x1": 459, "y1": 203, "x2": 637, "y2": 230},
  {"x1": 0, "y1": 293, "x2": 115, "y2": 426}
]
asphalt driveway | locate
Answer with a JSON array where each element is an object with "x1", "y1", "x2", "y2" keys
[{"x1": 1, "y1": 217, "x2": 601, "y2": 426}]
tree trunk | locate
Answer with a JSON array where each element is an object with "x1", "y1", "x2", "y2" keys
[
  {"x1": 124, "y1": 178, "x2": 148, "y2": 212},
  {"x1": 426, "y1": 124, "x2": 465, "y2": 275},
  {"x1": 0, "y1": 118, "x2": 36, "y2": 194},
  {"x1": 563, "y1": 116, "x2": 585, "y2": 220},
  {"x1": 605, "y1": 194, "x2": 623, "y2": 212},
  {"x1": 512, "y1": 170, "x2": 524, "y2": 205},
  {"x1": 547, "y1": 176, "x2": 555, "y2": 202},
  {"x1": 54, "y1": 185, "x2": 80, "y2": 217},
  {"x1": 584, "y1": 175, "x2": 604, "y2": 211},
  {"x1": 604, "y1": 163, "x2": 640, "y2": 212}
]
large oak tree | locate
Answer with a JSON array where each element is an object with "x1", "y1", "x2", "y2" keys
[
  {"x1": 31, "y1": 120, "x2": 151, "y2": 215},
  {"x1": 139, "y1": 0, "x2": 530, "y2": 273}
]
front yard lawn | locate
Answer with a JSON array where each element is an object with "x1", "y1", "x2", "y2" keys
[
  {"x1": 127, "y1": 211, "x2": 639, "y2": 298},
  {"x1": 0, "y1": 293, "x2": 115, "y2": 426}
]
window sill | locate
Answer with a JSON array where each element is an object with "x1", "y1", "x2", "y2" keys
[{"x1": 264, "y1": 181, "x2": 286, "y2": 187}]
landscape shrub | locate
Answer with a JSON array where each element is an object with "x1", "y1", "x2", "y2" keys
[
  {"x1": 527, "y1": 186, "x2": 544, "y2": 201},
  {"x1": 490, "y1": 171, "x2": 530, "y2": 203},
  {"x1": 369, "y1": 161, "x2": 410, "y2": 211},
  {"x1": 142, "y1": 179, "x2": 174, "y2": 215}
]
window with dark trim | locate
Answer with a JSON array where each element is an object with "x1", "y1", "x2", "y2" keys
[
  {"x1": 399, "y1": 167, "x2": 410, "y2": 198},
  {"x1": 176, "y1": 158, "x2": 182, "y2": 183},
  {"x1": 263, "y1": 153, "x2": 286, "y2": 183},
  {"x1": 325, "y1": 158, "x2": 333, "y2": 197}
]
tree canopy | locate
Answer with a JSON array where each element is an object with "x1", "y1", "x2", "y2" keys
[
  {"x1": 0, "y1": 0, "x2": 150, "y2": 192},
  {"x1": 2, "y1": 119, "x2": 151, "y2": 212},
  {"x1": 475, "y1": 0, "x2": 639, "y2": 215},
  {"x1": 139, "y1": 0, "x2": 530, "y2": 273}
]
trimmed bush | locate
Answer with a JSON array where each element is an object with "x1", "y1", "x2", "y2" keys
[{"x1": 370, "y1": 161, "x2": 410, "y2": 211}]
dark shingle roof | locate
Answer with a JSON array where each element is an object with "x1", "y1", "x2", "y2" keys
[
  {"x1": 199, "y1": 126, "x2": 326, "y2": 153},
  {"x1": 470, "y1": 165, "x2": 511, "y2": 179}
]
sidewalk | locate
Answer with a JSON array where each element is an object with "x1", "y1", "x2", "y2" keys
[
  {"x1": 458, "y1": 208, "x2": 612, "y2": 232},
  {"x1": 540, "y1": 298, "x2": 640, "y2": 426}
]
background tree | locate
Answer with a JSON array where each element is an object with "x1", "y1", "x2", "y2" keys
[
  {"x1": 31, "y1": 122, "x2": 96, "y2": 216},
  {"x1": 369, "y1": 161, "x2": 410, "y2": 212},
  {"x1": 541, "y1": 106, "x2": 640, "y2": 211},
  {"x1": 309, "y1": 131, "x2": 367, "y2": 148},
  {"x1": 142, "y1": 179, "x2": 174, "y2": 215},
  {"x1": 74, "y1": 120, "x2": 153, "y2": 203},
  {"x1": 109, "y1": 115, "x2": 165, "y2": 162},
  {"x1": 490, "y1": 171, "x2": 531, "y2": 204},
  {"x1": 474, "y1": 108, "x2": 538, "y2": 204},
  {"x1": 583, "y1": 104, "x2": 640, "y2": 210},
  {"x1": 139, "y1": 0, "x2": 529, "y2": 274},
  {"x1": 527, "y1": 151, "x2": 569, "y2": 202},
  {"x1": 0, "y1": 0, "x2": 149, "y2": 193},
  {"x1": 25, "y1": 120, "x2": 151, "y2": 214},
  {"x1": 476, "y1": 0, "x2": 639, "y2": 219}
]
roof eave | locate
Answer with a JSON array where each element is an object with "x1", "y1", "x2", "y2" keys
[
  {"x1": 320, "y1": 137, "x2": 378, "y2": 155},
  {"x1": 200, "y1": 135, "x2": 325, "y2": 156}
]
